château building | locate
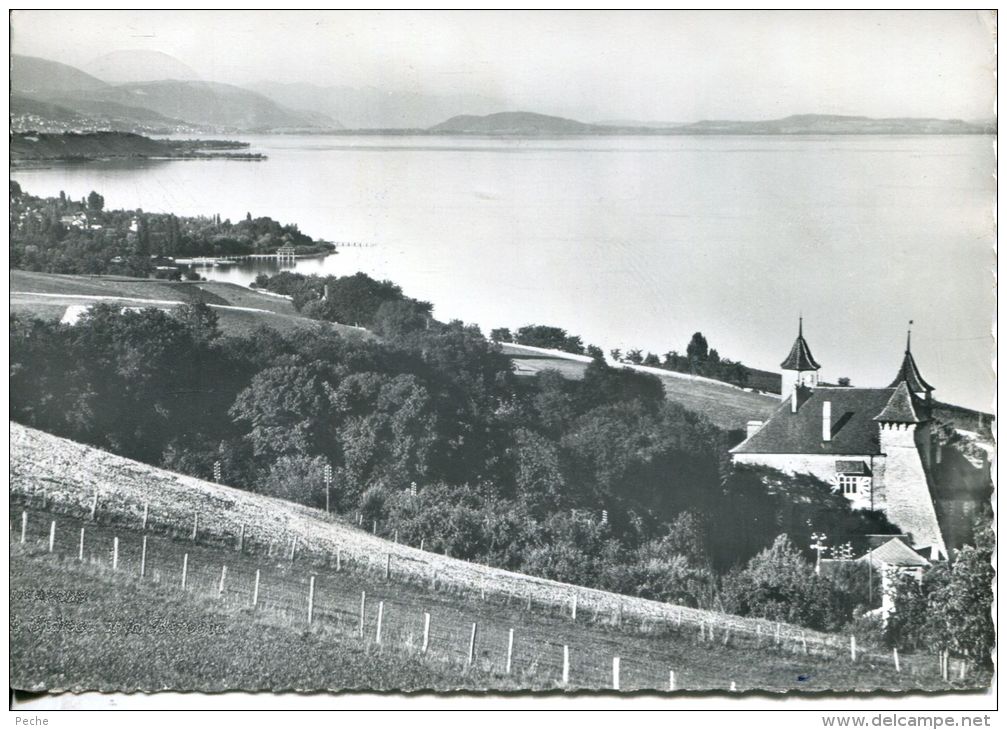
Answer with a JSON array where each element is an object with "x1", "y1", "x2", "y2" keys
[{"x1": 730, "y1": 320, "x2": 987, "y2": 560}]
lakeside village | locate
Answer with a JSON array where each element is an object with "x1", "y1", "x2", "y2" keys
[
  {"x1": 9, "y1": 182, "x2": 342, "y2": 280},
  {"x1": 7, "y1": 181, "x2": 994, "y2": 656}
]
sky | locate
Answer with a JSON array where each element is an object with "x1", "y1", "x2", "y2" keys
[{"x1": 10, "y1": 10, "x2": 997, "y2": 123}]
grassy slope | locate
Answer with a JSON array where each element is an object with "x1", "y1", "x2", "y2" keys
[
  {"x1": 499, "y1": 345, "x2": 778, "y2": 430},
  {"x1": 10, "y1": 422, "x2": 976, "y2": 693}
]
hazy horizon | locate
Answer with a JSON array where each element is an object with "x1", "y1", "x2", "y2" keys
[{"x1": 11, "y1": 10, "x2": 996, "y2": 124}]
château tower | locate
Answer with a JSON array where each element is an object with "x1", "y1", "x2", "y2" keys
[{"x1": 779, "y1": 316, "x2": 820, "y2": 401}]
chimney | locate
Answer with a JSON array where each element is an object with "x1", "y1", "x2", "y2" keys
[
  {"x1": 791, "y1": 383, "x2": 799, "y2": 413},
  {"x1": 746, "y1": 420, "x2": 763, "y2": 438},
  {"x1": 822, "y1": 401, "x2": 832, "y2": 441}
]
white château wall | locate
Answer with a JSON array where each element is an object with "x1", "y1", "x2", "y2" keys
[
  {"x1": 877, "y1": 422, "x2": 947, "y2": 559},
  {"x1": 731, "y1": 452, "x2": 883, "y2": 512}
]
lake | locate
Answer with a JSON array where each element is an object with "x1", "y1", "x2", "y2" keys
[{"x1": 10, "y1": 134, "x2": 995, "y2": 412}]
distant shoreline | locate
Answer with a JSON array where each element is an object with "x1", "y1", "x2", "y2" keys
[{"x1": 278, "y1": 129, "x2": 995, "y2": 138}]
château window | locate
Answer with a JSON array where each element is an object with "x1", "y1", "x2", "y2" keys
[{"x1": 838, "y1": 474, "x2": 859, "y2": 495}]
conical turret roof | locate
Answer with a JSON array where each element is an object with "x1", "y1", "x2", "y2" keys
[
  {"x1": 873, "y1": 381, "x2": 920, "y2": 424},
  {"x1": 889, "y1": 326, "x2": 934, "y2": 394},
  {"x1": 780, "y1": 317, "x2": 821, "y2": 371}
]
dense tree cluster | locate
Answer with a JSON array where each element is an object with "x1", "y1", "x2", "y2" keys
[
  {"x1": 886, "y1": 518, "x2": 995, "y2": 667},
  {"x1": 12, "y1": 293, "x2": 928, "y2": 634},
  {"x1": 9, "y1": 184, "x2": 335, "y2": 277},
  {"x1": 253, "y1": 271, "x2": 433, "y2": 332},
  {"x1": 489, "y1": 324, "x2": 587, "y2": 355},
  {"x1": 611, "y1": 332, "x2": 753, "y2": 388}
]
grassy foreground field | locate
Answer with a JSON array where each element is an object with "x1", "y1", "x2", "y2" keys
[{"x1": 10, "y1": 422, "x2": 982, "y2": 694}]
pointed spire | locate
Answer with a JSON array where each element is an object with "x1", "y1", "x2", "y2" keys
[
  {"x1": 890, "y1": 320, "x2": 934, "y2": 395},
  {"x1": 780, "y1": 316, "x2": 821, "y2": 371}
]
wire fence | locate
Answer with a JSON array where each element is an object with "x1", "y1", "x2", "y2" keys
[{"x1": 9, "y1": 480, "x2": 964, "y2": 689}]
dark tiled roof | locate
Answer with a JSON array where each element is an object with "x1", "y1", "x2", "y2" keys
[
  {"x1": 731, "y1": 387, "x2": 897, "y2": 455},
  {"x1": 835, "y1": 460, "x2": 871, "y2": 475},
  {"x1": 890, "y1": 349, "x2": 934, "y2": 393},
  {"x1": 857, "y1": 538, "x2": 930, "y2": 567},
  {"x1": 780, "y1": 333, "x2": 821, "y2": 371},
  {"x1": 874, "y1": 382, "x2": 920, "y2": 424}
]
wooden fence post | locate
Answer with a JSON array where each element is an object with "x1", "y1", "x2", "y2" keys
[
  {"x1": 394, "y1": 529, "x2": 398, "y2": 544},
  {"x1": 669, "y1": 670, "x2": 676, "y2": 691},
  {"x1": 48, "y1": 520, "x2": 55, "y2": 553},
  {"x1": 219, "y1": 565, "x2": 228, "y2": 595},
  {"x1": 422, "y1": 612, "x2": 430, "y2": 654},
  {"x1": 112, "y1": 537, "x2": 119, "y2": 570},
  {"x1": 775, "y1": 622, "x2": 781, "y2": 646},
  {"x1": 385, "y1": 553, "x2": 391, "y2": 580},
  {"x1": 238, "y1": 524, "x2": 245, "y2": 553},
  {"x1": 562, "y1": 645, "x2": 570, "y2": 686},
  {"x1": 420, "y1": 538, "x2": 425, "y2": 551},
  {"x1": 90, "y1": 490, "x2": 98, "y2": 521},
  {"x1": 78, "y1": 527, "x2": 85, "y2": 561},
  {"x1": 252, "y1": 569, "x2": 260, "y2": 608},
  {"x1": 191, "y1": 513, "x2": 198, "y2": 541},
  {"x1": 372, "y1": 519, "x2": 377, "y2": 534},
  {"x1": 723, "y1": 626, "x2": 731, "y2": 646},
  {"x1": 181, "y1": 553, "x2": 188, "y2": 590},
  {"x1": 506, "y1": 629, "x2": 514, "y2": 674},
  {"x1": 140, "y1": 536, "x2": 147, "y2": 578},
  {"x1": 571, "y1": 594, "x2": 577, "y2": 621},
  {"x1": 20, "y1": 511, "x2": 26, "y2": 544},
  {"x1": 359, "y1": 591, "x2": 366, "y2": 638},
  {"x1": 467, "y1": 622, "x2": 477, "y2": 665},
  {"x1": 612, "y1": 657, "x2": 620, "y2": 690},
  {"x1": 289, "y1": 536, "x2": 297, "y2": 562},
  {"x1": 376, "y1": 601, "x2": 384, "y2": 644},
  {"x1": 893, "y1": 647, "x2": 900, "y2": 673},
  {"x1": 142, "y1": 502, "x2": 149, "y2": 531},
  {"x1": 307, "y1": 575, "x2": 315, "y2": 624},
  {"x1": 336, "y1": 549, "x2": 342, "y2": 572},
  {"x1": 850, "y1": 635, "x2": 857, "y2": 662},
  {"x1": 267, "y1": 540, "x2": 274, "y2": 558}
]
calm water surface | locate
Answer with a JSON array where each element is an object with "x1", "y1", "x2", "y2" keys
[{"x1": 11, "y1": 134, "x2": 995, "y2": 411}]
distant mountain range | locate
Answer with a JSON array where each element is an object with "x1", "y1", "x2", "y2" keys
[
  {"x1": 430, "y1": 111, "x2": 600, "y2": 135},
  {"x1": 10, "y1": 54, "x2": 339, "y2": 133},
  {"x1": 9, "y1": 53, "x2": 996, "y2": 136},
  {"x1": 83, "y1": 49, "x2": 201, "y2": 85},
  {"x1": 248, "y1": 81, "x2": 504, "y2": 130},
  {"x1": 429, "y1": 111, "x2": 994, "y2": 136}
]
